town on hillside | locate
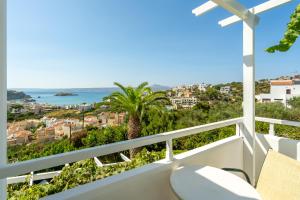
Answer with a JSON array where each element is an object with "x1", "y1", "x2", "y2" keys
[{"x1": 6, "y1": 74, "x2": 300, "y2": 147}]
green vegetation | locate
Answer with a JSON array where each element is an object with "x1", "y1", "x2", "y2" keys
[
  {"x1": 289, "y1": 97, "x2": 300, "y2": 109},
  {"x1": 256, "y1": 102, "x2": 300, "y2": 140},
  {"x1": 46, "y1": 109, "x2": 81, "y2": 119},
  {"x1": 8, "y1": 140, "x2": 76, "y2": 163},
  {"x1": 7, "y1": 111, "x2": 41, "y2": 122},
  {"x1": 8, "y1": 150, "x2": 165, "y2": 200},
  {"x1": 266, "y1": 4, "x2": 300, "y2": 53}
]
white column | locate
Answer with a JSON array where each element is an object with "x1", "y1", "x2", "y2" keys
[
  {"x1": 0, "y1": 0, "x2": 7, "y2": 198},
  {"x1": 243, "y1": 19, "x2": 256, "y2": 186}
]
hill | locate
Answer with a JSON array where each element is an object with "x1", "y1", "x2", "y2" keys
[{"x1": 7, "y1": 90, "x2": 32, "y2": 101}]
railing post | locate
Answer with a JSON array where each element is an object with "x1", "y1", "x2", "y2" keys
[
  {"x1": 236, "y1": 123, "x2": 241, "y2": 136},
  {"x1": 269, "y1": 123, "x2": 275, "y2": 135},
  {"x1": 166, "y1": 139, "x2": 173, "y2": 162},
  {"x1": 0, "y1": 0, "x2": 7, "y2": 198},
  {"x1": 29, "y1": 171, "x2": 34, "y2": 186}
]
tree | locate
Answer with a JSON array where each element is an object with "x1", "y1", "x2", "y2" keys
[
  {"x1": 289, "y1": 97, "x2": 300, "y2": 109},
  {"x1": 266, "y1": 4, "x2": 300, "y2": 53},
  {"x1": 103, "y1": 82, "x2": 168, "y2": 158}
]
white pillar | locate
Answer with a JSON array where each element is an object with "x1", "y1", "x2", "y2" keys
[
  {"x1": 0, "y1": 0, "x2": 7, "y2": 198},
  {"x1": 243, "y1": 19, "x2": 256, "y2": 186}
]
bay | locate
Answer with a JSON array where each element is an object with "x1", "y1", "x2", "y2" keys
[{"x1": 14, "y1": 88, "x2": 119, "y2": 106}]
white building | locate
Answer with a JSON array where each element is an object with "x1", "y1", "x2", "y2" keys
[
  {"x1": 256, "y1": 80, "x2": 300, "y2": 106},
  {"x1": 78, "y1": 104, "x2": 93, "y2": 111},
  {"x1": 198, "y1": 83, "x2": 208, "y2": 92},
  {"x1": 170, "y1": 97, "x2": 198, "y2": 109},
  {"x1": 220, "y1": 86, "x2": 231, "y2": 94}
]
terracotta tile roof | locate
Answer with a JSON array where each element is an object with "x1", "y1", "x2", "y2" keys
[
  {"x1": 15, "y1": 130, "x2": 32, "y2": 138},
  {"x1": 271, "y1": 80, "x2": 293, "y2": 86}
]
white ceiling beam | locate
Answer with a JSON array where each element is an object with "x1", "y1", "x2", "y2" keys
[
  {"x1": 209, "y1": 0, "x2": 253, "y2": 20},
  {"x1": 219, "y1": 0, "x2": 292, "y2": 27},
  {"x1": 192, "y1": 1, "x2": 218, "y2": 16}
]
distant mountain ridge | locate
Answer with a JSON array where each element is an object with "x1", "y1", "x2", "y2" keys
[
  {"x1": 7, "y1": 90, "x2": 32, "y2": 101},
  {"x1": 10, "y1": 84, "x2": 171, "y2": 92},
  {"x1": 150, "y1": 84, "x2": 171, "y2": 91}
]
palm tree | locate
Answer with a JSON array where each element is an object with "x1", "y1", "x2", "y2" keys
[{"x1": 103, "y1": 82, "x2": 168, "y2": 158}]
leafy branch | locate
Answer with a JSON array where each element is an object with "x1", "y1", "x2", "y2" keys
[{"x1": 266, "y1": 4, "x2": 300, "y2": 53}]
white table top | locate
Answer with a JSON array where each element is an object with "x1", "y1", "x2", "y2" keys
[{"x1": 170, "y1": 165, "x2": 261, "y2": 200}]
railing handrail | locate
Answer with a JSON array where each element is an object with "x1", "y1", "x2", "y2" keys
[
  {"x1": 0, "y1": 117, "x2": 243, "y2": 179},
  {"x1": 255, "y1": 117, "x2": 300, "y2": 127}
]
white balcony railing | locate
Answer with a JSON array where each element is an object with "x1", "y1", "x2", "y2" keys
[
  {"x1": 3, "y1": 116, "x2": 300, "y2": 198},
  {"x1": 0, "y1": 117, "x2": 243, "y2": 180},
  {"x1": 255, "y1": 117, "x2": 300, "y2": 136}
]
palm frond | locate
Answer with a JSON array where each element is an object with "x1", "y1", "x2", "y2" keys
[
  {"x1": 114, "y1": 82, "x2": 130, "y2": 97},
  {"x1": 136, "y1": 82, "x2": 149, "y2": 92}
]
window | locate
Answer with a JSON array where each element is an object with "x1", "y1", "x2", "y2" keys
[{"x1": 286, "y1": 89, "x2": 291, "y2": 94}]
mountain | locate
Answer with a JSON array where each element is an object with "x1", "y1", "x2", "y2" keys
[
  {"x1": 150, "y1": 84, "x2": 171, "y2": 91},
  {"x1": 7, "y1": 90, "x2": 32, "y2": 101}
]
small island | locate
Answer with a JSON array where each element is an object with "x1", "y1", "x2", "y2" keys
[{"x1": 54, "y1": 92, "x2": 78, "y2": 97}]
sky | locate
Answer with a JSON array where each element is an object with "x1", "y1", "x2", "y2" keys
[{"x1": 7, "y1": 0, "x2": 300, "y2": 88}]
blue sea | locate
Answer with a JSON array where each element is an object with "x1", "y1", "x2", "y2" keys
[{"x1": 15, "y1": 88, "x2": 119, "y2": 106}]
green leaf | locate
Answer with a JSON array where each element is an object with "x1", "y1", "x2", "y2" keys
[{"x1": 266, "y1": 4, "x2": 300, "y2": 53}]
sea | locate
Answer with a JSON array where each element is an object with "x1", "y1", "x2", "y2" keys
[{"x1": 15, "y1": 88, "x2": 119, "y2": 106}]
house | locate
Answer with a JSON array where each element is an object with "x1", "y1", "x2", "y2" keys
[
  {"x1": 170, "y1": 97, "x2": 198, "y2": 109},
  {"x1": 7, "y1": 130, "x2": 32, "y2": 146},
  {"x1": 220, "y1": 86, "x2": 231, "y2": 94},
  {"x1": 84, "y1": 116, "x2": 99, "y2": 127},
  {"x1": 198, "y1": 83, "x2": 208, "y2": 92},
  {"x1": 78, "y1": 104, "x2": 93, "y2": 112},
  {"x1": 36, "y1": 127, "x2": 55, "y2": 143},
  {"x1": 98, "y1": 112, "x2": 126, "y2": 127},
  {"x1": 256, "y1": 79, "x2": 300, "y2": 106},
  {"x1": 41, "y1": 117, "x2": 58, "y2": 128}
]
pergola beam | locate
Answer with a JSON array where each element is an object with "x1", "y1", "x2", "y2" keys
[
  {"x1": 193, "y1": 0, "x2": 257, "y2": 21},
  {"x1": 192, "y1": 1, "x2": 218, "y2": 16},
  {"x1": 219, "y1": 0, "x2": 292, "y2": 27}
]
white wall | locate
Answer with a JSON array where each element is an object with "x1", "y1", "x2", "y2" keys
[
  {"x1": 293, "y1": 85, "x2": 300, "y2": 95},
  {"x1": 258, "y1": 84, "x2": 300, "y2": 106}
]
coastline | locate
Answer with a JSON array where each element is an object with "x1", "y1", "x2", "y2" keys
[{"x1": 9, "y1": 88, "x2": 117, "y2": 106}]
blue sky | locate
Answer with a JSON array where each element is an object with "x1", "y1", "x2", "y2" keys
[{"x1": 7, "y1": 0, "x2": 300, "y2": 88}]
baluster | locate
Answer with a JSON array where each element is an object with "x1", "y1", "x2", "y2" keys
[
  {"x1": 166, "y1": 139, "x2": 173, "y2": 162},
  {"x1": 269, "y1": 123, "x2": 275, "y2": 135}
]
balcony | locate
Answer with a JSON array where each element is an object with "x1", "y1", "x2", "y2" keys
[
  {"x1": 0, "y1": 0, "x2": 299, "y2": 199},
  {"x1": 1, "y1": 117, "x2": 299, "y2": 199}
]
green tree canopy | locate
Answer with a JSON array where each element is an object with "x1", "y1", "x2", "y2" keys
[
  {"x1": 266, "y1": 4, "x2": 300, "y2": 53},
  {"x1": 289, "y1": 97, "x2": 300, "y2": 109}
]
